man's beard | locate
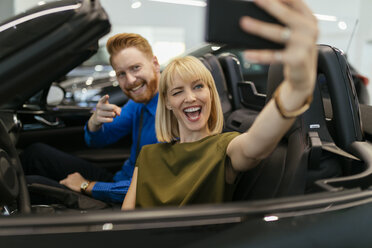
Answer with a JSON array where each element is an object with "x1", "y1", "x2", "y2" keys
[{"x1": 128, "y1": 68, "x2": 158, "y2": 103}]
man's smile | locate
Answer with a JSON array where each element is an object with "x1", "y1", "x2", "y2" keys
[{"x1": 129, "y1": 81, "x2": 145, "y2": 93}]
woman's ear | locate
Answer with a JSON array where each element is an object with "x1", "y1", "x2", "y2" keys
[{"x1": 166, "y1": 99, "x2": 172, "y2": 110}]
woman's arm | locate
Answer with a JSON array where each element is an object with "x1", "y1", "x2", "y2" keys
[
  {"x1": 122, "y1": 167, "x2": 138, "y2": 210},
  {"x1": 227, "y1": 0, "x2": 318, "y2": 173}
]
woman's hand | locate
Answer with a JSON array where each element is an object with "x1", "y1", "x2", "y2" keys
[{"x1": 239, "y1": 0, "x2": 318, "y2": 96}]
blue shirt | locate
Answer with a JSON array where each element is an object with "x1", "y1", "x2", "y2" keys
[{"x1": 84, "y1": 93, "x2": 159, "y2": 203}]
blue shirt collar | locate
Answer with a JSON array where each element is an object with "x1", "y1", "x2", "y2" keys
[{"x1": 145, "y1": 92, "x2": 158, "y2": 116}]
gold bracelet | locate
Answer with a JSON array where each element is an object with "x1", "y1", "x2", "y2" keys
[{"x1": 273, "y1": 83, "x2": 313, "y2": 119}]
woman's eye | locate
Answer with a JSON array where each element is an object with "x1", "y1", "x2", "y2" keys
[
  {"x1": 172, "y1": 91, "x2": 182, "y2": 96},
  {"x1": 194, "y1": 84, "x2": 204, "y2": 89}
]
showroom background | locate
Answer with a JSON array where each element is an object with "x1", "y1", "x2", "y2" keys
[{"x1": 1, "y1": 0, "x2": 372, "y2": 102}]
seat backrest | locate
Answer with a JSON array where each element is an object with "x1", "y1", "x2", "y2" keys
[
  {"x1": 218, "y1": 52, "x2": 267, "y2": 111},
  {"x1": 233, "y1": 63, "x2": 307, "y2": 200},
  {"x1": 217, "y1": 53, "x2": 243, "y2": 110},
  {"x1": 217, "y1": 52, "x2": 267, "y2": 132},
  {"x1": 233, "y1": 60, "x2": 343, "y2": 200},
  {"x1": 199, "y1": 53, "x2": 232, "y2": 118}
]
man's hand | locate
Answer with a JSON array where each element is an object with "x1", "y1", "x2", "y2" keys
[
  {"x1": 88, "y1": 94, "x2": 122, "y2": 132},
  {"x1": 60, "y1": 172, "x2": 95, "y2": 194}
]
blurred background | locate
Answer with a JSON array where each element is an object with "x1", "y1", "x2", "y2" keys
[{"x1": 1, "y1": 0, "x2": 372, "y2": 103}]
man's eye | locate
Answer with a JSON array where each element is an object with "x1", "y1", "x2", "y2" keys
[
  {"x1": 132, "y1": 65, "x2": 141, "y2": 71},
  {"x1": 117, "y1": 72, "x2": 125, "y2": 78}
]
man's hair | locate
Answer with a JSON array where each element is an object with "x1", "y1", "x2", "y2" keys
[
  {"x1": 156, "y1": 56, "x2": 224, "y2": 142},
  {"x1": 106, "y1": 33, "x2": 153, "y2": 64}
]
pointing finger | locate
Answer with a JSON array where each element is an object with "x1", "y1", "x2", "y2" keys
[
  {"x1": 114, "y1": 105, "x2": 121, "y2": 116},
  {"x1": 98, "y1": 94, "x2": 109, "y2": 104}
]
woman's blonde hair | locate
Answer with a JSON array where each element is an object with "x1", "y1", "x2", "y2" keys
[{"x1": 156, "y1": 56, "x2": 224, "y2": 142}]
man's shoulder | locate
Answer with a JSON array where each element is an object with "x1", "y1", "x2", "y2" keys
[
  {"x1": 124, "y1": 99, "x2": 141, "y2": 108},
  {"x1": 121, "y1": 99, "x2": 143, "y2": 116}
]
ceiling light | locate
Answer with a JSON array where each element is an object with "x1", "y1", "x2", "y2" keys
[
  {"x1": 338, "y1": 21, "x2": 348, "y2": 30},
  {"x1": 148, "y1": 0, "x2": 206, "y2": 7},
  {"x1": 314, "y1": 14, "x2": 337, "y2": 22},
  {"x1": 131, "y1": 0, "x2": 142, "y2": 9},
  {"x1": 263, "y1": 215, "x2": 279, "y2": 222}
]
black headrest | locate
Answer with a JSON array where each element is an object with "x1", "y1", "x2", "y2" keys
[
  {"x1": 218, "y1": 53, "x2": 244, "y2": 109},
  {"x1": 199, "y1": 53, "x2": 232, "y2": 116},
  {"x1": 265, "y1": 45, "x2": 363, "y2": 148},
  {"x1": 266, "y1": 63, "x2": 284, "y2": 102},
  {"x1": 317, "y1": 45, "x2": 363, "y2": 149}
]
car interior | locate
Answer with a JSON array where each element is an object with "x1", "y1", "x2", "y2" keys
[
  {"x1": 197, "y1": 46, "x2": 360, "y2": 202},
  {"x1": 0, "y1": 36, "x2": 369, "y2": 216},
  {"x1": 1, "y1": 1, "x2": 372, "y2": 220},
  {"x1": 205, "y1": 44, "x2": 371, "y2": 201},
  {"x1": 1, "y1": 40, "x2": 371, "y2": 215}
]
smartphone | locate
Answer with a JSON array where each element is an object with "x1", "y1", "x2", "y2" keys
[{"x1": 205, "y1": 0, "x2": 285, "y2": 49}]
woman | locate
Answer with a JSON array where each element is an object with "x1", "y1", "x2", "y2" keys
[{"x1": 122, "y1": 0, "x2": 318, "y2": 209}]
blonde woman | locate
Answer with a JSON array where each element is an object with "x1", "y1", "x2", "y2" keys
[{"x1": 123, "y1": 0, "x2": 318, "y2": 209}]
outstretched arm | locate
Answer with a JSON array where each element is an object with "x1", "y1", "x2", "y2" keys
[
  {"x1": 227, "y1": 0, "x2": 318, "y2": 175},
  {"x1": 122, "y1": 167, "x2": 138, "y2": 210}
]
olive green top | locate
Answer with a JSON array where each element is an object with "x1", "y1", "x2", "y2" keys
[{"x1": 135, "y1": 132, "x2": 240, "y2": 208}]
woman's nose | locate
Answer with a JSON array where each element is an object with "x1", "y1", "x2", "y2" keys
[{"x1": 184, "y1": 91, "x2": 196, "y2": 102}]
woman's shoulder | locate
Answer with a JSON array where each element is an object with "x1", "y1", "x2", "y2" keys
[
  {"x1": 218, "y1": 131, "x2": 240, "y2": 139},
  {"x1": 136, "y1": 142, "x2": 173, "y2": 164},
  {"x1": 140, "y1": 132, "x2": 240, "y2": 153},
  {"x1": 213, "y1": 131, "x2": 240, "y2": 150},
  {"x1": 207, "y1": 132, "x2": 240, "y2": 144},
  {"x1": 141, "y1": 142, "x2": 170, "y2": 152}
]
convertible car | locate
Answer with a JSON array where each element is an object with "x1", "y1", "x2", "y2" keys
[{"x1": 2, "y1": 0, "x2": 372, "y2": 247}]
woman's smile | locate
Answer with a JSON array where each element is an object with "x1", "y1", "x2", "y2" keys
[{"x1": 183, "y1": 105, "x2": 202, "y2": 121}]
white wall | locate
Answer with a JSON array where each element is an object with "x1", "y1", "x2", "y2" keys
[
  {"x1": 305, "y1": 0, "x2": 372, "y2": 101},
  {"x1": 100, "y1": 0, "x2": 204, "y2": 50},
  {"x1": 103, "y1": 0, "x2": 372, "y2": 85},
  {"x1": 0, "y1": 0, "x2": 14, "y2": 22},
  {"x1": 10, "y1": 0, "x2": 372, "y2": 102}
]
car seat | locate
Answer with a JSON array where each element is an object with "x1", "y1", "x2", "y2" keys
[
  {"x1": 217, "y1": 53, "x2": 266, "y2": 132},
  {"x1": 233, "y1": 62, "x2": 314, "y2": 200},
  {"x1": 199, "y1": 53, "x2": 233, "y2": 119},
  {"x1": 314, "y1": 45, "x2": 371, "y2": 191},
  {"x1": 232, "y1": 45, "x2": 361, "y2": 201},
  {"x1": 0, "y1": 119, "x2": 31, "y2": 213},
  {"x1": 217, "y1": 53, "x2": 243, "y2": 110}
]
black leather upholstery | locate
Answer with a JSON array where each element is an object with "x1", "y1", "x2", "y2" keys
[
  {"x1": 198, "y1": 46, "x2": 351, "y2": 201},
  {"x1": 233, "y1": 56, "x2": 343, "y2": 200},
  {"x1": 217, "y1": 53, "x2": 243, "y2": 110},
  {"x1": 233, "y1": 62, "x2": 310, "y2": 200},
  {"x1": 199, "y1": 53, "x2": 232, "y2": 118}
]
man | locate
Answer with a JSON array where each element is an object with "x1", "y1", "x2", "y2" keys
[{"x1": 21, "y1": 33, "x2": 160, "y2": 203}]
